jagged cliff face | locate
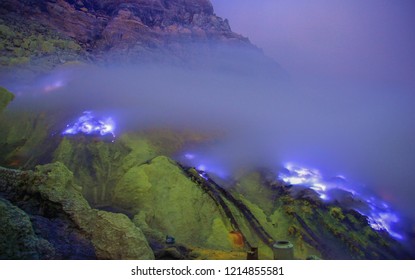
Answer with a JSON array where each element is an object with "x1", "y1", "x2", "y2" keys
[{"x1": 0, "y1": 0, "x2": 248, "y2": 58}]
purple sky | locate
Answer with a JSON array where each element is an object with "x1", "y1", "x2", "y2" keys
[{"x1": 211, "y1": 0, "x2": 415, "y2": 87}]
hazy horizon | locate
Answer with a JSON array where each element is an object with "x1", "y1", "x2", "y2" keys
[{"x1": 212, "y1": 0, "x2": 415, "y2": 88}]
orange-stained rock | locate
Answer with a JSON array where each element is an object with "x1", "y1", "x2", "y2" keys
[{"x1": 0, "y1": 0, "x2": 249, "y2": 53}]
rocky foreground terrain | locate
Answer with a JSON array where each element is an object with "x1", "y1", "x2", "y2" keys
[
  {"x1": 1, "y1": 1, "x2": 414, "y2": 259},
  {"x1": 1, "y1": 85, "x2": 413, "y2": 260}
]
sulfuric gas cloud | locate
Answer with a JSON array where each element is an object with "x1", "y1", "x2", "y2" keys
[{"x1": 2, "y1": 41, "x2": 415, "y2": 222}]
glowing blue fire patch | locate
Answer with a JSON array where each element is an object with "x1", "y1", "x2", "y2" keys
[
  {"x1": 279, "y1": 163, "x2": 403, "y2": 240},
  {"x1": 179, "y1": 152, "x2": 229, "y2": 180},
  {"x1": 62, "y1": 111, "x2": 115, "y2": 138}
]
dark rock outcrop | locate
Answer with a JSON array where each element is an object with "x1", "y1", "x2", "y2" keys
[{"x1": 0, "y1": 197, "x2": 55, "y2": 259}]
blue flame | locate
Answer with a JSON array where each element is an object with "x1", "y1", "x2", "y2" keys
[
  {"x1": 279, "y1": 163, "x2": 404, "y2": 240},
  {"x1": 62, "y1": 111, "x2": 115, "y2": 138},
  {"x1": 179, "y1": 152, "x2": 229, "y2": 180},
  {"x1": 278, "y1": 164, "x2": 332, "y2": 200}
]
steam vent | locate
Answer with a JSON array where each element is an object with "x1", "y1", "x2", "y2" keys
[{"x1": 1, "y1": 0, "x2": 414, "y2": 260}]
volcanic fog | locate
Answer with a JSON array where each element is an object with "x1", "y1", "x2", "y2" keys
[{"x1": 2, "y1": 42, "x2": 415, "y2": 222}]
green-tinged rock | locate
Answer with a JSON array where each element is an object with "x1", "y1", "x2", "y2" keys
[
  {"x1": 118, "y1": 134, "x2": 159, "y2": 172},
  {"x1": 53, "y1": 136, "x2": 138, "y2": 205},
  {"x1": 0, "y1": 163, "x2": 154, "y2": 259},
  {"x1": 0, "y1": 198, "x2": 54, "y2": 259},
  {"x1": 53, "y1": 138, "x2": 74, "y2": 166},
  {"x1": 133, "y1": 211, "x2": 165, "y2": 244},
  {"x1": 0, "y1": 87, "x2": 14, "y2": 113},
  {"x1": 35, "y1": 162, "x2": 89, "y2": 213},
  {"x1": 0, "y1": 110, "x2": 57, "y2": 169},
  {"x1": 113, "y1": 165, "x2": 152, "y2": 211},
  {"x1": 87, "y1": 210, "x2": 154, "y2": 260},
  {"x1": 226, "y1": 173, "x2": 320, "y2": 259},
  {"x1": 35, "y1": 162, "x2": 154, "y2": 259},
  {"x1": 329, "y1": 207, "x2": 345, "y2": 221},
  {"x1": 206, "y1": 217, "x2": 231, "y2": 248},
  {"x1": 0, "y1": 24, "x2": 13, "y2": 37},
  {"x1": 0, "y1": 20, "x2": 85, "y2": 69},
  {"x1": 49, "y1": 129, "x2": 203, "y2": 207},
  {"x1": 232, "y1": 171, "x2": 276, "y2": 215},
  {"x1": 40, "y1": 40, "x2": 55, "y2": 53},
  {"x1": 113, "y1": 156, "x2": 233, "y2": 250}
]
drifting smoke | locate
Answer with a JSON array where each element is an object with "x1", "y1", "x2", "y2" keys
[{"x1": 2, "y1": 41, "x2": 415, "y2": 223}]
